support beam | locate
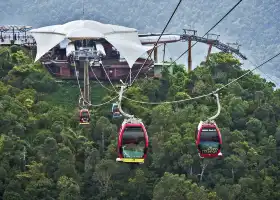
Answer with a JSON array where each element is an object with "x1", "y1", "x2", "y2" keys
[
  {"x1": 129, "y1": 68, "x2": 132, "y2": 85},
  {"x1": 83, "y1": 58, "x2": 90, "y2": 106},
  {"x1": 206, "y1": 44, "x2": 213, "y2": 61},
  {"x1": 188, "y1": 38, "x2": 192, "y2": 72},
  {"x1": 154, "y1": 46, "x2": 158, "y2": 63},
  {"x1": 183, "y1": 29, "x2": 197, "y2": 72},
  {"x1": 162, "y1": 43, "x2": 166, "y2": 62},
  {"x1": 181, "y1": 30, "x2": 247, "y2": 60}
]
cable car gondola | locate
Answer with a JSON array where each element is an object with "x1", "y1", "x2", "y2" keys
[
  {"x1": 195, "y1": 93, "x2": 223, "y2": 159},
  {"x1": 79, "y1": 109, "x2": 90, "y2": 125},
  {"x1": 112, "y1": 103, "x2": 122, "y2": 118},
  {"x1": 195, "y1": 121, "x2": 222, "y2": 158},
  {"x1": 116, "y1": 119, "x2": 148, "y2": 164}
]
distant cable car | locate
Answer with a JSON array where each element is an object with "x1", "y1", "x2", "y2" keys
[
  {"x1": 79, "y1": 109, "x2": 90, "y2": 125},
  {"x1": 112, "y1": 103, "x2": 122, "y2": 118},
  {"x1": 195, "y1": 121, "x2": 222, "y2": 158},
  {"x1": 116, "y1": 120, "x2": 148, "y2": 164}
]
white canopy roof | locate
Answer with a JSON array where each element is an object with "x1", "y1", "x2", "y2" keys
[{"x1": 29, "y1": 20, "x2": 153, "y2": 68}]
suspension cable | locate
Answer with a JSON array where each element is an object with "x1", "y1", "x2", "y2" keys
[
  {"x1": 247, "y1": 59, "x2": 280, "y2": 85},
  {"x1": 90, "y1": 95, "x2": 119, "y2": 107},
  {"x1": 73, "y1": 61, "x2": 86, "y2": 100},
  {"x1": 168, "y1": 0, "x2": 243, "y2": 67},
  {"x1": 214, "y1": 51, "x2": 280, "y2": 92},
  {"x1": 125, "y1": 62, "x2": 154, "y2": 84},
  {"x1": 100, "y1": 61, "x2": 119, "y2": 93},
  {"x1": 89, "y1": 64, "x2": 114, "y2": 92},
  {"x1": 124, "y1": 43, "x2": 164, "y2": 84},
  {"x1": 87, "y1": 51, "x2": 280, "y2": 106},
  {"x1": 122, "y1": 51, "x2": 280, "y2": 105},
  {"x1": 124, "y1": 93, "x2": 210, "y2": 104},
  {"x1": 225, "y1": 57, "x2": 279, "y2": 88},
  {"x1": 130, "y1": 0, "x2": 183, "y2": 86},
  {"x1": 74, "y1": 60, "x2": 117, "y2": 107},
  {"x1": 76, "y1": 0, "x2": 278, "y2": 108}
]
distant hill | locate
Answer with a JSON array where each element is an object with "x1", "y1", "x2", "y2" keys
[{"x1": 1, "y1": 0, "x2": 280, "y2": 82}]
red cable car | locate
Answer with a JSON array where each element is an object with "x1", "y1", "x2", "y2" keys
[
  {"x1": 195, "y1": 121, "x2": 222, "y2": 159},
  {"x1": 116, "y1": 120, "x2": 148, "y2": 164},
  {"x1": 79, "y1": 109, "x2": 90, "y2": 125}
]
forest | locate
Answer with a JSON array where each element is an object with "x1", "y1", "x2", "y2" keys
[{"x1": 0, "y1": 45, "x2": 280, "y2": 200}]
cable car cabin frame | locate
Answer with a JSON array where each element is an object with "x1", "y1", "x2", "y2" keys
[
  {"x1": 195, "y1": 121, "x2": 222, "y2": 158},
  {"x1": 116, "y1": 121, "x2": 148, "y2": 164},
  {"x1": 79, "y1": 109, "x2": 90, "y2": 125},
  {"x1": 112, "y1": 103, "x2": 122, "y2": 118}
]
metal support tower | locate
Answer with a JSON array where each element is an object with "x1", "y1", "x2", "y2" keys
[
  {"x1": 188, "y1": 39, "x2": 192, "y2": 72},
  {"x1": 183, "y1": 29, "x2": 197, "y2": 72},
  {"x1": 83, "y1": 58, "x2": 90, "y2": 105},
  {"x1": 73, "y1": 47, "x2": 100, "y2": 107},
  {"x1": 180, "y1": 30, "x2": 247, "y2": 60},
  {"x1": 154, "y1": 45, "x2": 158, "y2": 63},
  {"x1": 206, "y1": 33, "x2": 220, "y2": 61},
  {"x1": 206, "y1": 44, "x2": 213, "y2": 61},
  {"x1": 162, "y1": 43, "x2": 166, "y2": 62}
]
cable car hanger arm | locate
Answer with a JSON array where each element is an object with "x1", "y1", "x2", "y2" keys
[
  {"x1": 118, "y1": 84, "x2": 134, "y2": 118},
  {"x1": 208, "y1": 93, "x2": 221, "y2": 121}
]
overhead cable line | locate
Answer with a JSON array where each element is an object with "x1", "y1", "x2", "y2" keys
[
  {"x1": 88, "y1": 51, "x2": 280, "y2": 105},
  {"x1": 125, "y1": 59, "x2": 154, "y2": 84},
  {"x1": 85, "y1": 0, "x2": 278, "y2": 107},
  {"x1": 89, "y1": 64, "x2": 114, "y2": 92},
  {"x1": 214, "y1": 51, "x2": 280, "y2": 92},
  {"x1": 225, "y1": 55, "x2": 279, "y2": 86},
  {"x1": 88, "y1": 0, "x2": 242, "y2": 96},
  {"x1": 121, "y1": 51, "x2": 280, "y2": 105},
  {"x1": 124, "y1": 43, "x2": 164, "y2": 84},
  {"x1": 100, "y1": 62, "x2": 119, "y2": 93},
  {"x1": 247, "y1": 59, "x2": 280, "y2": 85},
  {"x1": 130, "y1": 0, "x2": 184, "y2": 85},
  {"x1": 90, "y1": 95, "x2": 119, "y2": 107},
  {"x1": 168, "y1": 0, "x2": 243, "y2": 67},
  {"x1": 73, "y1": 62, "x2": 86, "y2": 101}
]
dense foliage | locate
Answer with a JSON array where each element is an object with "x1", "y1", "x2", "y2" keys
[{"x1": 1, "y1": 46, "x2": 280, "y2": 200}]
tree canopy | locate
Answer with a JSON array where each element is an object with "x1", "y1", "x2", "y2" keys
[{"x1": 0, "y1": 47, "x2": 279, "y2": 200}]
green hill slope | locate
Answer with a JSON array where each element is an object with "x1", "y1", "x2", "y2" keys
[{"x1": 0, "y1": 46, "x2": 280, "y2": 200}]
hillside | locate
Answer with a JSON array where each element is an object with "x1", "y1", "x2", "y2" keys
[
  {"x1": 0, "y1": 46, "x2": 280, "y2": 199},
  {"x1": 1, "y1": 0, "x2": 280, "y2": 80}
]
